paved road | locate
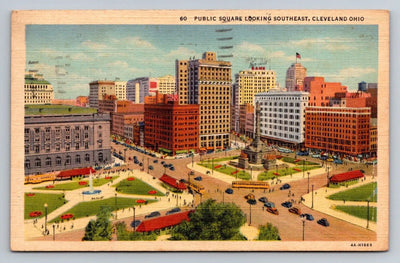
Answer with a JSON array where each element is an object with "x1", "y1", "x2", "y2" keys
[{"x1": 33, "y1": 142, "x2": 376, "y2": 241}]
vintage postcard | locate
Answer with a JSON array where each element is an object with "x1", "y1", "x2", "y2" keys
[{"x1": 11, "y1": 10, "x2": 389, "y2": 251}]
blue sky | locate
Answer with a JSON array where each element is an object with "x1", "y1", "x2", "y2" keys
[{"x1": 26, "y1": 24, "x2": 378, "y2": 99}]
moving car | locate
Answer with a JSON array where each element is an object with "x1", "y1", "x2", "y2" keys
[
  {"x1": 130, "y1": 220, "x2": 141, "y2": 228},
  {"x1": 225, "y1": 188, "x2": 234, "y2": 194},
  {"x1": 194, "y1": 176, "x2": 202, "y2": 181},
  {"x1": 153, "y1": 159, "x2": 158, "y2": 163},
  {"x1": 145, "y1": 211, "x2": 161, "y2": 219},
  {"x1": 264, "y1": 202, "x2": 275, "y2": 208},
  {"x1": 169, "y1": 166, "x2": 175, "y2": 171},
  {"x1": 281, "y1": 201, "x2": 293, "y2": 208},
  {"x1": 317, "y1": 218, "x2": 330, "y2": 227},
  {"x1": 280, "y1": 183, "x2": 291, "y2": 190},
  {"x1": 288, "y1": 207, "x2": 301, "y2": 215},
  {"x1": 244, "y1": 193, "x2": 255, "y2": 200},
  {"x1": 247, "y1": 199, "x2": 257, "y2": 205},
  {"x1": 266, "y1": 207, "x2": 279, "y2": 215},
  {"x1": 148, "y1": 165, "x2": 154, "y2": 170},
  {"x1": 334, "y1": 159, "x2": 343, "y2": 164},
  {"x1": 258, "y1": 196, "x2": 268, "y2": 203},
  {"x1": 312, "y1": 154, "x2": 321, "y2": 158},
  {"x1": 166, "y1": 207, "x2": 181, "y2": 215},
  {"x1": 300, "y1": 213, "x2": 314, "y2": 221}
]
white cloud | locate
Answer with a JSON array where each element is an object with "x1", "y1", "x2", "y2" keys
[
  {"x1": 81, "y1": 40, "x2": 108, "y2": 50},
  {"x1": 338, "y1": 67, "x2": 376, "y2": 77},
  {"x1": 108, "y1": 60, "x2": 129, "y2": 68},
  {"x1": 284, "y1": 37, "x2": 354, "y2": 51},
  {"x1": 125, "y1": 36, "x2": 155, "y2": 49}
]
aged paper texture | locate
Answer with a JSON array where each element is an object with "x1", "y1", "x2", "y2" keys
[{"x1": 11, "y1": 9, "x2": 389, "y2": 251}]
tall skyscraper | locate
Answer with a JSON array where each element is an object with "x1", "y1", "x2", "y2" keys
[
  {"x1": 285, "y1": 63, "x2": 307, "y2": 91},
  {"x1": 176, "y1": 51, "x2": 232, "y2": 150},
  {"x1": 126, "y1": 77, "x2": 158, "y2": 103},
  {"x1": 24, "y1": 72, "x2": 54, "y2": 105},
  {"x1": 89, "y1": 80, "x2": 115, "y2": 109},
  {"x1": 157, "y1": 75, "x2": 176, "y2": 94}
]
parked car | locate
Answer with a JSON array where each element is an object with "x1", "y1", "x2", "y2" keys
[
  {"x1": 266, "y1": 207, "x2": 279, "y2": 215},
  {"x1": 288, "y1": 207, "x2": 302, "y2": 215},
  {"x1": 134, "y1": 159, "x2": 139, "y2": 164},
  {"x1": 334, "y1": 159, "x2": 343, "y2": 164},
  {"x1": 161, "y1": 161, "x2": 165, "y2": 165},
  {"x1": 130, "y1": 220, "x2": 141, "y2": 228},
  {"x1": 327, "y1": 158, "x2": 334, "y2": 162},
  {"x1": 280, "y1": 183, "x2": 291, "y2": 190},
  {"x1": 297, "y1": 151, "x2": 309, "y2": 156},
  {"x1": 169, "y1": 166, "x2": 175, "y2": 171},
  {"x1": 153, "y1": 159, "x2": 158, "y2": 163},
  {"x1": 258, "y1": 196, "x2": 268, "y2": 203},
  {"x1": 317, "y1": 218, "x2": 330, "y2": 227},
  {"x1": 166, "y1": 207, "x2": 181, "y2": 215},
  {"x1": 194, "y1": 176, "x2": 202, "y2": 181},
  {"x1": 139, "y1": 162, "x2": 143, "y2": 167},
  {"x1": 145, "y1": 211, "x2": 161, "y2": 219},
  {"x1": 247, "y1": 199, "x2": 257, "y2": 205},
  {"x1": 300, "y1": 213, "x2": 314, "y2": 221},
  {"x1": 281, "y1": 201, "x2": 293, "y2": 208},
  {"x1": 245, "y1": 193, "x2": 255, "y2": 200},
  {"x1": 148, "y1": 165, "x2": 154, "y2": 170},
  {"x1": 225, "y1": 188, "x2": 234, "y2": 194},
  {"x1": 320, "y1": 155, "x2": 328, "y2": 161},
  {"x1": 264, "y1": 202, "x2": 275, "y2": 208}
]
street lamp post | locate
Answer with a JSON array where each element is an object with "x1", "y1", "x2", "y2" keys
[
  {"x1": 52, "y1": 224, "x2": 55, "y2": 241},
  {"x1": 302, "y1": 219, "x2": 305, "y2": 241},
  {"x1": 44, "y1": 203, "x2": 48, "y2": 235},
  {"x1": 115, "y1": 193, "x2": 117, "y2": 219},
  {"x1": 311, "y1": 185, "x2": 314, "y2": 209},
  {"x1": 249, "y1": 202, "x2": 252, "y2": 226},
  {"x1": 327, "y1": 166, "x2": 331, "y2": 187},
  {"x1": 133, "y1": 206, "x2": 136, "y2": 231},
  {"x1": 124, "y1": 148, "x2": 127, "y2": 163},
  {"x1": 307, "y1": 172, "x2": 310, "y2": 193},
  {"x1": 366, "y1": 200, "x2": 370, "y2": 229},
  {"x1": 303, "y1": 159, "x2": 306, "y2": 178},
  {"x1": 222, "y1": 191, "x2": 225, "y2": 204},
  {"x1": 212, "y1": 158, "x2": 214, "y2": 175},
  {"x1": 192, "y1": 153, "x2": 194, "y2": 167},
  {"x1": 147, "y1": 157, "x2": 149, "y2": 173},
  {"x1": 250, "y1": 166, "x2": 253, "y2": 181}
]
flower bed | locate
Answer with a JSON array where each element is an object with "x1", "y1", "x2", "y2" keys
[
  {"x1": 136, "y1": 199, "x2": 146, "y2": 204},
  {"x1": 293, "y1": 168, "x2": 301, "y2": 172},
  {"x1": 46, "y1": 185, "x2": 54, "y2": 189},
  {"x1": 214, "y1": 164, "x2": 222, "y2": 169},
  {"x1": 78, "y1": 181, "x2": 87, "y2": 185},
  {"x1": 231, "y1": 170, "x2": 239, "y2": 175},
  {"x1": 29, "y1": 211, "x2": 42, "y2": 217},
  {"x1": 276, "y1": 155, "x2": 283, "y2": 159},
  {"x1": 127, "y1": 177, "x2": 135, "y2": 181},
  {"x1": 60, "y1": 213, "x2": 74, "y2": 220},
  {"x1": 273, "y1": 172, "x2": 280, "y2": 176},
  {"x1": 26, "y1": 193, "x2": 35, "y2": 197},
  {"x1": 105, "y1": 176, "x2": 112, "y2": 179},
  {"x1": 148, "y1": 190, "x2": 157, "y2": 194},
  {"x1": 294, "y1": 159, "x2": 301, "y2": 163}
]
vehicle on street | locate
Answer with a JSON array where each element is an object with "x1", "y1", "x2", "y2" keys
[
  {"x1": 148, "y1": 165, "x2": 154, "y2": 170},
  {"x1": 244, "y1": 193, "x2": 255, "y2": 200},
  {"x1": 166, "y1": 207, "x2": 181, "y2": 215},
  {"x1": 266, "y1": 207, "x2": 279, "y2": 215},
  {"x1": 312, "y1": 154, "x2": 320, "y2": 158},
  {"x1": 134, "y1": 159, "x2": 139, "y2": 164},
  {"x1": 280, "y1": 183, "x2": 291, "y2": 190},
  {"x1": 264, "y1": 202, "x2": 275, "y2": 208},
  {"x1": 206, "y1": 171, "x2": 211, "y2": 174},
  {"x1": 300, "y1": 213, "x2": 314, "y2": 221},
  {"x1": 139, "y1": 162, "x2": 143, "y2": 167},
  {"x1": 161, "y1": 161, "x2": 165, "y2": 165},
  {"x1": 153, "y1": 159, "x2": 158, "y2": 163},
  {"x1": 327, "y1": 158, "x2": 334, "y2": 162},
  {"x1": 317, "y1": 218, "x2": 330, "y2": 227},
  {"x1": 297, "y1": 151, "x2": 309, "y2": 156},
  {"x1": 258, "y1": 196, "x2": 268, "y2": 203},
  {"x1": 194, "y1": 176, "x2": 202, "y2": 181},
  {"x1": 281, "y1": 201, "x2": 293, "y2": 208},
  {"x1": 225, "y1": 188, "x2": 234, "y2": 194},
  {"x1": 247, "y1": 199, "x2": 257, "y2": 205},
  {"x1": 130, "y1": 220, "x2": 141, "y2": 228},
  {"x1": 114, "y1": 163, "x2": 120, "y2": 167},
  {"x1": 320, "y1": 155, "x2": 328, "y2": 161},
  {"x1": 145, "y1": 211, "x2": 161, "y2": 219},
  {"x1": 334, "y1": 159, "x2": 343, "y2": 164},
  {"x1": 288, "y1": 207, "x2": 301, "y2": 215},
  {"x1": 169, "y1": 166, "x2": 175, "y2": 171}
]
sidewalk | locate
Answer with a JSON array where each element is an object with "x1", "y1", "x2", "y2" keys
[
  {"x1": 24, "y1": 168, "x2": 193, "y2": 240},
  {"x1": 302, "y1": 176, "x2": 377, "y2": 232}
]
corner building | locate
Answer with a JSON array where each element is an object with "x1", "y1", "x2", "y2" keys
[
  {"x1": 144, "y1": 93, "x2": 199, "y2": 155},
  {"x1": 176, "y1": 52, "x2": 231, "y2": 150},
  {"x1": 305, "y1": 107, "x2": 370, "y2": 156}
]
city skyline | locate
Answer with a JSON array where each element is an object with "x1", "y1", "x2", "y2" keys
[{"x1": 26, "y1": 24, "x2": 378, "y2": 99}]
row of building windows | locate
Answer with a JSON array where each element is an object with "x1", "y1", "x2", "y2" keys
[{"x1": 25, "y1": 152, "x2": 104, "y2": 169}]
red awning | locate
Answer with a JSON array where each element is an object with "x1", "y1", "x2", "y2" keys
[
  {"x1": 57, "y1": 167, "x2": 96, "y2": 178},
  {"x1": 329, "y1": 170, "x2": 364, "y2": 183},
  {"x1": 136, "y1": 210, "x2": 193, "y2": 232},
  {"x1": 159, "y1": 174, "x2": 187, "y2": 190}
]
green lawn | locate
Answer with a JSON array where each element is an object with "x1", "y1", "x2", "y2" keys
[
  {"x1": 281, "y1": 157, "x2": 319, "y2": 166},
  {"x1": 257, "y1": 166, "x2": 320, "y2": 181},
  {"x1": 328, "y1": 182, "x2": 377, "y2": 202},
  {"x1": 334, "y1": 205, "x2": 377, "y2": 222},
  {"x1": 199, "y1": 162, "x2": 251, "y2": 180},
  {"x1": 25, "y1": 193, "x2": 67, "y2": 219},
  {"x1": 25, "y1": 104, "x2": 97, "y2": 115},
  {"x1": 113, "y1": 177, "x2": 165, "y2": 196},
  {"x1": 201, "y1": 156, "x2": 239, "y2": 163},
  {"x1": 50, "y1": 197, "x2": 157, "y2": 222},
  {"x1": 33, "y1": 176, "x2": 119, "y2": 191}
]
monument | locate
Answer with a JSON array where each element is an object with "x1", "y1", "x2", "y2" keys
[
  {"x1": 82, "y1": 172, "x2": 102, "y2": 195},
  {"x1": 238, "y1": 102, "x2": 275, "y2": 170}
]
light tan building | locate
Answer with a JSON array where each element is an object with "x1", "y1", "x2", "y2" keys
[
  {"x1": 157, "y1": 75, "x2": 176, "y2": 94},
  {"x1": 176, "y1": 51, "x2": 231, "y2": 150},
  {"x1": 24, "y1": 72, "x2": 54, "y2": 105},
  {"x1": 114, "y1": 80, "x2": 127, "y2": 100},
  {"x1": 285, "y1": 63, "x2": 307, "y2": 91},
  {"x1": 89, "y1": 80, "x2": 115, "y2": 108}
]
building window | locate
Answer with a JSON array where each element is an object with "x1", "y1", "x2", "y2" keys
[
  {"x1": 34, "y1": 145, "x2": 40, "y2": 153},
  {"x1": 25, "y1": 160, "x2": 30, "y2": 169},
  {"x1": 56, "y1": 157, "x2": 62, "y2": 166},
  {"x1": 98, "y1": 152, "x2": 103, "y2": 163},
  {"x1": 35, "y1": 158, "x2": 41, "y2": 168},
  {"x1": 75, "y1": 155, "x2": 81, "y2": 164},
  {"x1": 55, "y1": 143, "x2": 60, "y2": 151},
  {"x1": 85, "y1": 141, "x2": 89, "y2": 149},
  {"x1": 75, "y1": 143, "x2": 79, "y2": 150},
  {"x1": 45, "y1": 157, "x2": 52, "y2": 167},
  {"x1": 25, "y1": 145, "x2": 29, "y2": 154},
  {"x1": 85, "y1": 154, "x2": 90, "y2": 162},
  {"x1": 65, "y1": 156, "x2": 71, "y2": 165}
]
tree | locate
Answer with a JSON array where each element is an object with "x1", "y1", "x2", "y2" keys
[
  {"x1": 258, "y1": 223, "x2": 280, "y2": 241},
  {"x1": 170, "y1": 199, "x2": 246, "y2": 240},
  {"x1": 82, "y1": 206, "x2": 113, "y2": 241}
]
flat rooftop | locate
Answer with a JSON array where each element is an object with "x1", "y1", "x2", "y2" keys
[{"x1": 25, "y1": 104, "x2": 98, "y2": 116}]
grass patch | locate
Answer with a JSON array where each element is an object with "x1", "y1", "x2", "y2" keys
[
  {"x1": 257, "y1": 166, "x2": 320, "y2": 181},
  {"x1": 328, "y1": 182, "x2": 377, "y2": 202},
  {"x1": 113, "y1": 177, "x2": 164, "y2": 196},
  {"x1": 50, "y1": 197, "x2": 157, "y2": 222},
  {"x1": 199, "y1": 162, "x2": 250, "y2": 180},
  {"x1": 281, "y1": 157, "x2": 319, "y2": 166},
  {"x1": 33, "y1": 176, "x2": 119, "y2": 191},
  {"x1": 334, "y1": 205, "x2": 377, "y2": 222},
  {"x1": 25, "y1": 104, "x2": 97, "y2": 115},
  {"x1": 25, "y1": 193, "x2": 67, "y2": 219},
  {"x1": 201, "y1": 156, "x2": 239, "y2": 163}
]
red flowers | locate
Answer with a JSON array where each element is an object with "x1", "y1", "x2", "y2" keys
[
  {"x1": 136, "y1": 199, "x2": 146, "y2": 204},
  {"x1": 273, "y1": 172, "x2": 280, "y2": 176},
  {"x1": 60, "y1": 213, "x2": 74, "y2": 220},
  {"x1": 148, "y1": 190, "x2": 157, "y2": 194},
  {"x1": 79, "y1": 181, "x2": 87, "y2": 185},
  {"x1": 105, "y1": 176, "x2": 112, "y2": 179},
  {"x1": 127, "y1": 177, "x2": 135, "y2": 181},
  {"x1": 26, "y1": 193, "x2": 35, "y2": 197},
  {"x1": 46, "y1": 185, "x2": 54, "y2": 188},
  {"x1": 293, "y1": 168, "x2": 301, "y2": 172},
  {"x1": 29, "y1": 211, "x2": 42, "y2": 217}
]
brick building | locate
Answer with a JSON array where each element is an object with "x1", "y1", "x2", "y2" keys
[
  {"x1": 305, "y1": 107, "x2": 370, "y2": 156},
  {"x1": 144, "y1": 93, "x2": 199, "y2": 155},
  {"x1": 239, "y1": 104, "x2": 254, "y2": 138},
  {"x1": 303, "y1": 77, "x2": 347, "y2": 107}
]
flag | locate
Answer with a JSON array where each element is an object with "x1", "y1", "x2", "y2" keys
[{"x1": 296, "y1": 52, "x2": 301, "y2": 59}]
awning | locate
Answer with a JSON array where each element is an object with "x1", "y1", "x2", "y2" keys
[
  {"x1": 159, "y1": 148, "x2": 172, "y2": 153},
  {"x1": 175, "y1": 149, "x2": 188, "y2": 154},
  {"x1": 136, "y1": 210, "x2": 193, "y2": 232}
]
